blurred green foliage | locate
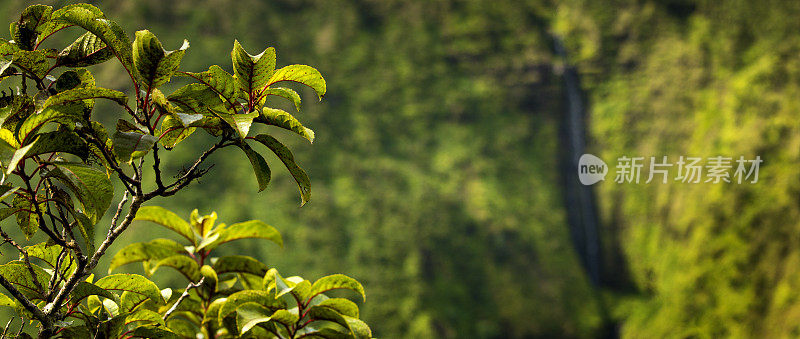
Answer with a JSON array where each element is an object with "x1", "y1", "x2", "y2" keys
[{"x1": 1, "y1": 0, "x2": 798, "y2": 338}]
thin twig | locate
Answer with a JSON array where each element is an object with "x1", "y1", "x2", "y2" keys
[
  {"x1": 1, "y1": 317, "x2": 13, "y2": 338},
  {"x1": 163, "y1": 277, "x2": 205, "y2": 321}
]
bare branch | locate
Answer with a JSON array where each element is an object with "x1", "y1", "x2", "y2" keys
[
  {"x1": 0, "y1": 274, "x2": 49, "y2": 327},
  {"x1": 163, "y1": 277, "x2": 205, "y2": 321}
]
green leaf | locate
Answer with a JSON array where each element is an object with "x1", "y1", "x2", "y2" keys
[
  {"x1": 213, "y1": 255, "x2": 269, "y2": 277},
  {"x1": 0, "y1": 261, "x2": 48, "y2": 299},
  {"x1": 217, "y1": 290, "x2": 284, "y2": 326},
  {"x1": 263, "y1": 268, "x2": 296, "y2": 299},
  {"x1": 54, "y1": 68, "x2": 95, "y2": 92},
  {"x1": 56, "y1": 31, "x2": 113, "y2": 67},
  {"x1": 0, "y1": 293, "x2": 14, "y2": 308},
  {"x1": 125, "y1": 308, "x2": 166, "y2": 327},
  {"x1": 27, "y1": 128, "x2": 90, "y2": 160},
  {"x1": 267, "y1": 64, "x2": 327, "y2": 100},
  {"x1": 261, "y1": 87, "x2": 301, "y2": 111},
  {"x1": 24, "y1": 243, "x2": 76, "y2": 277},
  {"x1": 252, "y1": 134, "x2": 311, "y2": 206},
  {"x1": 213, "y1": 110, "x2": 258, "y2": 139},
  {"x1": 44, "y1": 162, "x2": 113, "y2": 224},
  {"x1": 12, "y1": 5, "x2": 52, "y2": 50},
  {"x1": 132, "y1": 30, "x2": 189, "y2": 90},
  {"x1": 44, "y1": 87, "x2": 127, "y2": 109},
  {"x1": 16, "y1": 106, "x2": 83, "y2": 145},
  {"x1": 232, "y1": 40, "x2": 275, "y2": 97},
  {"x1": 134, "y1": 206, "x2": 195, "y2": 244},
  {"x1": 318, "y1": 298, "x2": 360, "y2": 318},
  {"x1": 198, "y1": 220, "x2": 282, "y2": 251},
  {"x1": 167, "y1": 83, "x2": 225, "y2": 113},
  {"x1": 70, "y1": 281, "x2": 115, "y2": 304},
  {"x1": 112, "y1": 131, "x2": 156, "y2": 163},
  {"x1": 237, "y1": 142, "x2": 271, "y2": 192},
  {"x1": 310, "y1": 274, "x2": 366, "y2": 302},
  {"x1": 39, "y1": 4, "x2": 103, "y2": 41},
  {"x1": 6, "y1": 140, "x2": 36, "y2": 175},
  {"x1": 11, "y1": 50, "x2": 48, "y2": 79},
  {"x1": 307, "y1": 306, "x2": 372, "y2": 339},
  {"x1": 236, "y1": 303, "x2": 299, "y2": 334},
  {"x1": 53, "y1": 5, "x2": 134, "y2": 78},
  {"x1": 157, "y1": 115, "x2": 196, "y2": 148},
  {"x1": 12, "y1": 194, "x2": 38, "y2": 240},
  {"x1": 95, "y1": 274, "x2": 164, "y2": 305},
  {"x1": 108, "y1": 238, "x2": 185, "y2": 273},
  {"x1": 129, "y1": 326, "x2": 182, "y2": 339},
  {"x1": 258, "y1": 107, "x2": 314, "y2": 143},
  {"x1": 148, "y1": 255, "x2": 201, "y2": 281},
  {"x1": 0, "y1": 58, "x2": 12, "y2": 77},
  {"x1": 182, "y1": 65, "x2": 239, "y2": 105}
]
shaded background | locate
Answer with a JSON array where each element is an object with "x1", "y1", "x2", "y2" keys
[{"x1": 3, "y1": 0, "x2": 800, "y2": 337}]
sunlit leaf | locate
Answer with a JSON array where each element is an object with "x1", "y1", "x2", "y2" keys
[
  {"x1": 310, "y1": 274, "x2": 366, "y2": 302},
  {"x1": 267, "y1": 64, "x2": 326, "y2": 100},
  {"x1": 95, "y1": 274, "x2": 164, "y2": 305},
  {"x1": 134, "y1": 207, "x2": 195, "y2": 244},
  {"x1": 252, "y1": 134, "x2": 311, "y2": 206},
  {"x1": 44, "y1": 162, "x2": 113, "y2": 224},
  {"x1": 132, "y1": 30, "x2": 189, "y2": 90},
  {"x1": 258, "y1": 107, "x2": 314, "y2": 143}
]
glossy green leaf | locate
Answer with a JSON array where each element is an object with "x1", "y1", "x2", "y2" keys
[
  {"x1": 308, "y1": 306, "x2": 372, "y2": 339},
  {"x1": 213, "y1": 110, "x2": 258, "y2": 139},
  {"x1": 198, "y1": 220, "x2": 282, "y2": 251},
  {"x1": 54, "y1": 68, "x2": 96, "y2": 92},
  {"x1": 237, "y1": 142, "x2": 270, "y2": 192},
  {"x1": 213, "y1": 255, "x2": 269, "y2": 277},
  {"x1": 217, "y1": 290, "x2": 284, "y2": 326},
  {"x1": 95, "y1": 274, "x2": 164, "y2": 305},
  {"x1": 232, "y1": 40, "x2": 275, "y2": 97},
  {"x1": 261, "y1": 87, "x2": 301, "y2": 111},
  {"x1": 112, "y1": 131, "x2": 156, "y2": 163},
  {"x1": 129, "y1": 326, "x2": 182, "y2": 339},
  {"x1": 108, "y1": 238, "x2": 185, "y2": 273},
  {"x1": 134, "y1": 206, "x2": 195, "y2": 244},
  {"x1": 11, "y1": 50, "x2": 47, "y2": 79},
  {"x1": 167, "y1": 83, "x2": 225, "y2": 113},
  {"x1": 24, "y1": 242, "x2": 76, "y2": 277},
  {"x1": 258, "y1": 107, "x2": 314, "y2": 143},
  {"x1": 148, "y1": 255, "x2": 201, "y2": 281},
  {"x1": 267, "y1": 64, "x2": 327, "y2": 100},
  {"x1": 318, "y1": 298, "x2": 360, "y2": 318},
  {"x1": 183, "y1": 65, "x2": 239, "y2": 105},
  {"x1": 39, "y1": 4, "x2": 103, "y2": 41},
  {"x1": 236, "y1": 303, "x2": 298, "y2": 334},
  {"x1": 0, "y1": 261, "x2": 48, "y2": 299},
  {"x1": 53, "y1": 5, "x2": 133, "y2": 77},
  {"x1": 0, "y1": 293, "x2": 14, "y2": 308},
  {"x1": 253, "y1": 134, "x2": 311, "y2": 206},
  {"x1": 12, "y1": 5, "x2": 52, "y2": 50},
  {"x1": 310, "y1": 274, "x2": 366, "y2": 302},
  {"x1": 5, "y1": 141, "x2": 36, "y2": 175},
  {"x1": 27, "y1": 128, "x2": 89, "y2": 160},
  {"x1": 12, "y1": 194, "x2": 38, "y2": 240},
  {"x1": 70, "y1": 281, "x2": 115, "y2": 304},
  {"x1": 157, "y1": 115, "x2": 196, "y2": 148},
  {"x1": 56, "y1": 31, "x2": 113, "y2": 67},
  {"x1": 16, "y1": 107, "x2": 83, "y2": 145},
  {"x1": 133, "y1": 30, "x2": 189, "y2": 89},
  {"x1": 44, "y1": 162, "x2": 113, "y2": 224},
  {"x1": 125, "y1": 308, "x2": 165, "y2": 327},
  {"x1": 44, "y1": 87, "x2": 127, "y2": 109}
]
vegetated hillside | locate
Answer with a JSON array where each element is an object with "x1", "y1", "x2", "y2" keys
[
  {"x1": 556, "y1": 0, "x2": 800, "y2": 337},
  {"x1": 4, "y1": 0, "x2": 797, "y2": 338},
  {"x1": 0, "y1": 0, "x2": 602, "y2": 337}
]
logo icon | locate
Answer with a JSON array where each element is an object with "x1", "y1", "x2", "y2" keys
[{"x1": 578, "y1": 154, "x2": 607, "y2": 185}]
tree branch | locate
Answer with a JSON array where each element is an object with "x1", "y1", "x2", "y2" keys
[{"x1": 163, "y1": 277, "x2": 205, "y2": 321}]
